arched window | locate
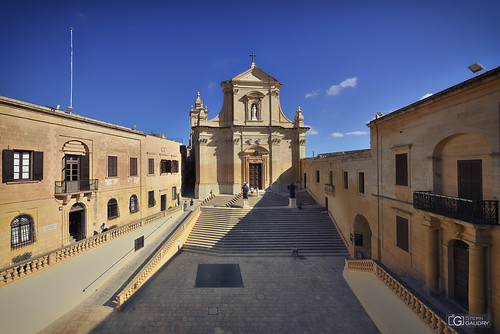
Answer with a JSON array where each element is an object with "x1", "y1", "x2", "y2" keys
[
  {"x1": 130, "y1": 195, "x2": 139, "y2": 213},
  {"x1": 11, "y1": 215, "x2": 35, "y2": 249},
  {"x1": 108, "y1": 199, "x2": 119, "y2": 219}
]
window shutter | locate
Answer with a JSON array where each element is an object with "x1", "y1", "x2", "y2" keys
[
  {"x1": 32, "y1": 151, "x2": 44, "y2": 181},
  {"x1": 80, "y1": 155, "x2": 90, "y2": 190},
  {"x1": 2, "y1": 150, "x2": 14, "y2": 183},
  {"x1": 396, "y1": 154, "x2": 408, "y2": 186}
]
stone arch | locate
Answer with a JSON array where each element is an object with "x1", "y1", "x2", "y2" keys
[
  {"x1": 432, "y1": 133, "x2": 492, "y2": 199},
  {"x1": 353, "y1": 214, "x2": 372, "y2": 259}
]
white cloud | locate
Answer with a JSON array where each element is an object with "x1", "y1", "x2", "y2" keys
[
  {"x1": 306, "y1": 126, "x2": 319, "y2": 136},
  {"x1": 305, "y1": 91, "x2": 320, "y2": 98},
  {"x1": 420, "y1": 93, "x2": 433, "y2": 100},
  {"x1": 326, "y1": 77, "x2": 358, "y2": 96},
  {"x1": 329, "y1": 130, "x2": 368, "y2": 139},
  {"x1": 328, "y1": 132, "x2": 344, "y2": 138},
  {"x1": 345, "y1": 131, "x2": 368, "y2": 136},
  {"x1": 207, "y1": 82, "x2": 217, "y2": 89}
]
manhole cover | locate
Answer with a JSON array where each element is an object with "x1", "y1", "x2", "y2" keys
[{"x1": 195, "y1": 264, "x2": 244, "y2": 288}]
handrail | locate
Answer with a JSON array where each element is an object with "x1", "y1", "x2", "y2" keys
[
  {"x1": 0, "y1": 207, "x2": 182, "y2": 288},
  {"x1": 54, "y1": 179, "x2": 98, "y2": 194},
  {"x1": 413, "y1": 191, "x2": 498, "y2": 225},
  {"x1": 345, "y1": 259, "x2": 459, "y2": 334},
  {"x1": 115, "y1": 206, "x2": 201, "y2": 311}
]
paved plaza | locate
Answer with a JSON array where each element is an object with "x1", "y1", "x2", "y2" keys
[{"x1": 43, "y1": 252, "x2": 379, "y2": 334}]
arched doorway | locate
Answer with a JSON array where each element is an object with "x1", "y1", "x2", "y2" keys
[
  {"x1": 453, "y1": 240, "x2": 469, "y2": 307},
  {"x1": 69, "y1": 203, "x2": 86, "y2": 242},
  {"x1": 353, "y1": 214, "x2": 372, "y2": 259}
]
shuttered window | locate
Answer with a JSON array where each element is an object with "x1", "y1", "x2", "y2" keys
[
  {"x1": 148, "y1": 158, "x2": 155, "y2": 174},
  {"x1": 395, "y1": 153, "x2": 408, "y2": 186},
  {"x1": 2, "y1": 150, "x2": 43, "y2": 182},
  {"x1": 130, "y1": 158, "x2": 138, "y2": 176},
  {"x1": 148, "y1": 191, "x2": 155, "y2": 207},
  {"x1": 108, "y1": 156, "x2": 117, "y2": 177},
  {"x1": 396, "y1": 216, "x2": 409, "y2": 252},
  {"x1": 172, "y1": 160, "x2": 179, "y2": 173}
]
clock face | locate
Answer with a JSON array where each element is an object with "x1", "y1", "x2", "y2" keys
[{"x1": 253, "y1": 150, "x2": 259, "y2": 156}]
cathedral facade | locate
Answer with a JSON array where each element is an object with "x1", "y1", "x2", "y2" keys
[{"x1": 189, "y1": 62, "x2": 308, "y2": 198}]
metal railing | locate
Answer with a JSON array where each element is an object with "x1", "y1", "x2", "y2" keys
[
  {"x1": 413, "y1": 191, "x2": 498, "y2": 225},
  {"x1": 54, "y1": 179, "x2": 98, "y2": 194},
  {"x1": 324, "y1": 184, "x2": 335, "y2": 196}
]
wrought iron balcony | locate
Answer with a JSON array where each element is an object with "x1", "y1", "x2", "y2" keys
[
  {"x1": 55, "y1": 179, "x2": 98, "y2": 195},
  {"x1": 325, "y1": 184, "x2": 335, "y2": 196},
  {"x1": 413, "y1": 191, "x2": 498, "y2": 225}
]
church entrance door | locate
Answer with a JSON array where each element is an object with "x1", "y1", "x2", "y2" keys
[{"x1": 249, "y1": 163, "x2": 261, "y2": 190}]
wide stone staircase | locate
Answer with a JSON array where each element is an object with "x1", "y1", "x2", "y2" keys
[{"x1": 183, "y1": 191, "x2": 349, "y2": 256}]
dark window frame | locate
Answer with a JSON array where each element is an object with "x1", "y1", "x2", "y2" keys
[
  {"x1": 148, "y1": 158, "x2": 155, "y2": 175},
  {"x1": 129, "y1": 194, "x2": 139, "y2": 213},
  {"x1": 2, "y1": 150, "x2": 43, "y2": 182},
  {"x1": 395, "y1": 153, "x2": 408, "y2": 186},
  {"x1": 172, "y1": 186, "x2": 177, "y2": 200},
  {"x1": 130, "y1": 157, "x2": 138, "y2": 176},
  {"x1": 358, "y1": 171, "x2": 365, "y2": 194},
  {"x1": 107, "y1": 198, "x2": 119, "y2": 220},
  {"x1": 108, "y1": 156, "x2": 118, "y2": 177},
  {"x1": 11, "y1": 214, "x2": 36, "y2": 249},
  {"x1": 343, "y1": 171, "x2": 348, "y2": 190},
  {"x1": 316, "y1": 170, "x2": 320, "y2": 183},
  {"x1": 148, "y1": 190, "x2": 155, "y2": 207},
  {"x1": 396, "y1": 216, "x2": 409, "y2": 252}
]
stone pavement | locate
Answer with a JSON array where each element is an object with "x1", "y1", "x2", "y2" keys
[{"x1": 43, "y1": 252, "x2": 379, "y2": 334}]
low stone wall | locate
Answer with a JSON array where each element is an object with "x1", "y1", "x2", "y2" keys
[
  {"x1": 116, "y1": 206, "x2": 201, "y2": 311},
  {"x1": 345, "y1": 259, "x2": 458, "y2": 334},
  {"x1": 0, "y1": 207, "x2": 182, "y2": 288}
]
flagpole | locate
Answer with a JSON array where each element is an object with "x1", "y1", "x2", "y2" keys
[{"x1": 69, "y1": 27, "x2": 73, "y2": 111}]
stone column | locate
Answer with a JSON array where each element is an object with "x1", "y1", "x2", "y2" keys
[
  {"x1": 468, "y1": 244, "x2": 485, "y2": 314},
  {"x1": 424, "y1": 215, "x2": 440, "y2": 295},
  {"x1": 425, "y1": 226, "x2": 440, "y2": 294}
]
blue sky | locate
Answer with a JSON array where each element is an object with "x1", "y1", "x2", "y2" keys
[{"x1": 1, "y1": 0, "x2": 499, "y2": 157}]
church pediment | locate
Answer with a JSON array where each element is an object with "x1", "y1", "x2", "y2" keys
[{"x1": 232, "y1": 66, "x2": 279, "y2": 83}]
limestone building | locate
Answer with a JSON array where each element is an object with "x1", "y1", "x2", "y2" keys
[
  {"x1": 302, "y1": 66, "x2": 500, "y2": 329},
  {"x1": 0, "y1": 96, "x2": 182, "y2": 267},
  {"x1": 189, "y1": 60, "x2": 308, "y2": 198}
]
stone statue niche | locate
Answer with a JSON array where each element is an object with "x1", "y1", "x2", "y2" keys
[{"x1": 251, "y1": 104, "x2": 258, "y2": 120}]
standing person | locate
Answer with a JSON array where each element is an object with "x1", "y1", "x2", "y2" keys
[
  {"x1": 183, "y1": 201, "x2": 188, "y2": 211},
  {"x1": 210, "y1": 189, "x2": 214, "y2": 198},
  {"x1": 100, "y1": 223, "x2": 108, "y2": 233},
  {"x1": 242, "y1": 183, "x2": 249, "y2": 199},
  {"x1": 256, "y1": 188, "x2": 259, "y2": 197},
  {"x1": 250, "y1": 187, "x2": 254, "y2": 197},
  {"x1": 190, "y1": 198, "x2": 194, "y2": 207}
]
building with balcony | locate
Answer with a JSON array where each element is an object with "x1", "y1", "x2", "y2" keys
[
  {"x1": 302, "y1": 66, "x2": 500, "y2": 328},
  {"x1": 0, "y1": 96, "x2": 182, "y2": 268}
]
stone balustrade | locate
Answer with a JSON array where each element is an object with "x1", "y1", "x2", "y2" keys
[
  {"x1": 0, "y1": 206, "x2": 182, "y2": 288},
  {"x1": 345, "y1": 259, "x2": 459, "y2": 334},
  {"x1": 116, "y1": 206, "x2": 201, "y2": 311}
]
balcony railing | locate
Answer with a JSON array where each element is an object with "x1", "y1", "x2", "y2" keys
[
  {"x1": 55, "y1": 179, "x2": 98, "y2": 195},
  {"x1": 325, "y1": 184, "x2": 335, "y2": 196},
  {"x1": 413, "y1": 191, "x2": 498, "y2": 225}
]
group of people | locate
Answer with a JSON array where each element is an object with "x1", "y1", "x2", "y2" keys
[{"x1": 242, "y1": 183, "x2": 259, "y2": 199}]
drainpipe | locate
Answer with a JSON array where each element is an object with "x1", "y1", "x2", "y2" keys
[{"x1": 375, "y1": 121, "x2": 382, "y2": 261}]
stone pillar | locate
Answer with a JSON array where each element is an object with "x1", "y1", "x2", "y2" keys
[
  {"x1": 423, "y1": 216, "x2": 440, "y2": 295},
  {"x1": 425, "y1": 226, "x2": 440, "y2": 295},
  {"x1": 468, "y1": 244, "x2": 485, "y2": 314}
]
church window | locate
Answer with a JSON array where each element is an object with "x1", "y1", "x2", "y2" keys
[
  {"x1": 11, "y1": 215, "x2": 35, "y2": 249},
  {"x1": 107, "y1": 199, "x2": 119, "y2": 220}
]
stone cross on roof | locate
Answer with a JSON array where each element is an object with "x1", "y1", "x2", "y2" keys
[{"x1": 250, "y1": 52, "x2": 256, "y2": 66}]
